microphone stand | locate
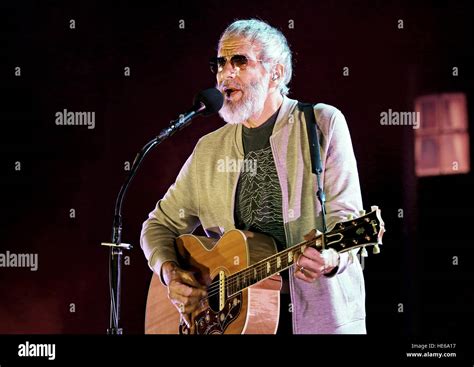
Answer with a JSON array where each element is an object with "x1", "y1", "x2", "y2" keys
[{"x1": 101, "y1": 103, "x2": 206, "y2": 335}]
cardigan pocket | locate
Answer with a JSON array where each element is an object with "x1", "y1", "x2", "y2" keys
[{"x1": 335, "y1": 264, "x2": 363, "y2": 306}]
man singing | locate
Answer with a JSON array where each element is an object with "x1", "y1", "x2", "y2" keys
[{"x1": 141, "y1": 19, "x2": 366, "y2": 334}]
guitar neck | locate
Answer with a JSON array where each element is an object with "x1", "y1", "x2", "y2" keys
[
  {"x1": 225, "y1": 207, "x2": 384, "y2": 298},
  {"x1": 225, "y1": 235, "x2": 324, "y2": 297}
]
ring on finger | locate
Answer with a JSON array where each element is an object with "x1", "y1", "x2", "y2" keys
[{"x1": 296, "y1": 254, "x2": 303, "y2": 268}]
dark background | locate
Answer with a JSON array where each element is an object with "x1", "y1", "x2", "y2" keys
[{"x1": 0, "y1": 0, "x2": 472, "y2": 348}]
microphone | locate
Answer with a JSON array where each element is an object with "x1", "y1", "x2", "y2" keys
[
  {"x1": 193, "y1": 87, "x2": 224, "y2": 116},
  {"x1": 157, "y1": 88, "x2": 224, "y2": 140}
]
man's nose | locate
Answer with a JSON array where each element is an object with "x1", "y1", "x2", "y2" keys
[{"x1": 220, "y1": 60, "x2": 239, "y2": 80}]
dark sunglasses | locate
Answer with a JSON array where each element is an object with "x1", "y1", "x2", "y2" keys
[{"x1": 209, "y1": 54, "x2": 264, "y2": 74}]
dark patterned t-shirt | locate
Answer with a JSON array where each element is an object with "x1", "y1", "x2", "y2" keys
[{"x1": 234, "y1": 109, "x2": 286, "y2": 251}]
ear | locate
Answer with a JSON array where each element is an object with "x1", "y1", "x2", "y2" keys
[{"x1": 270, "y1": 63, "x2": 285, "y2": 90}]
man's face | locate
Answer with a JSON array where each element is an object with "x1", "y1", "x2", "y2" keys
[{"x1": 216, "y1": 36, "x2": 271, "y2": 124}]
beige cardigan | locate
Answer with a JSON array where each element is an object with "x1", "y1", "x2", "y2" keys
[{"x1": 141, "y1": 96, "x2": 366, "y2": 333}]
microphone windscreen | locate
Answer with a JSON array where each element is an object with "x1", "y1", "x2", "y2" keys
[{"x1": 194, "y1": 88, "x2": 224, "y2": 115}]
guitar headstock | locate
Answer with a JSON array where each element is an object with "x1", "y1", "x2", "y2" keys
[{"x1": 324, "y1": 206, "x2": 385, "y2": 255}]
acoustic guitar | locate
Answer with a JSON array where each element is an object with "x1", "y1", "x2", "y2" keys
[{"x1": 145, "y1": 206, "x2": 385, "y2": 334}]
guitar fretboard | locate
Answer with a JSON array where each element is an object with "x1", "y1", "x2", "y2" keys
[{"x1": 225, "y1": 236, "x2": 324, "y2": 297}]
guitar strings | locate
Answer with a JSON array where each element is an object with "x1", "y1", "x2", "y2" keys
[
  {"x1": 194, "y1": 218, "x2": 376, "y2": 300},
  {"x1": 201, "y1": 244, "x2": 306, "y2": 294},
  {"x1": 199, "y1": 236, "x2": 321, "y2": 299},
  {"x1": 202, "y1": 236, "x2": 321, "y2": 296},
  {"x1": 201, "y1": 249, "x2": 304, "y2": 299}
]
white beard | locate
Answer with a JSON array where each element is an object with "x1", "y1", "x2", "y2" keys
[{"x1": 218, "y1": 75, "x2": 270, "y2": 125}]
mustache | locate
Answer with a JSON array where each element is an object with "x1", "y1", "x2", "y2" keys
[{"x1": 219, "y1": 81, "x2": 244, "y2": 91}]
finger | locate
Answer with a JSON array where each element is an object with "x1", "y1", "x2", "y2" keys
[
  {"x1": 303, "y1": 249, "x2": 336, "y2": 274},
  {"x1": 169, "y1": 292, "x2": 202, "y2": 308},
  {"x1": 171, "y1": 295, "x2": 202, "y2": 315},
  {"x1": 182, "y1": 301, "x2": 202, "y2": 314},
  {"x1": 295, "y1": 260, "x2": 326, "y2": 276},
  {"x1": 297, "y1": 252, "x2": 324, "y2": 271},
  {"x1": 170, "y1": 296, "x2": 186, "y2": 315},
  {"x1": 302, "y1": 258, "x2": 327, "y2": 274},
  {"x1": 301, "y1": 247, "x2": 325, "y2": 264},
  {"x1": 180, "y1": 271, "x2": 207, "y2": 290},
  {"x1": 170, "y1": 281, "x2": 207, "y2": 298},
  {"x1": 294, "y1": 267, "x2": 320, "y2": 283}
]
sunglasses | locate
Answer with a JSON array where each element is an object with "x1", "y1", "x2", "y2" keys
[{"x1": 209, "y1": 54, "x2": 264, "y2": 74}]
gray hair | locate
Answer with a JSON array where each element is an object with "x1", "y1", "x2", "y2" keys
[{"x1": 218, "y1": 19, "x2": 293, "y2": 96}]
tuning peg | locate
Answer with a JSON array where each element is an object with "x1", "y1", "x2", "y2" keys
[
  {"x1": 359, "y1": 209, "x2": 366, "y2": 216},
  {"x1": 372, "y1": 244, "x2": 381, "y2": 254},
  {"x1": 361, "y1": 246, "x2": 368, "y2": 257},
  {"x1": 347, "y1": 213, "x2": 354, "y2": 220},
  {"x1": 370, "y1": 205, "x2": 379, "y2": 212}
]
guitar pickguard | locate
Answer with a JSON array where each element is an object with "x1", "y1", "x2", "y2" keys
[{"x1": 179, "y1": 293, "x2": 243, "y2": 335}]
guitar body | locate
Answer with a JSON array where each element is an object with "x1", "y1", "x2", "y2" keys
[
  {"x1": 145, "y1": 229, "x2": 282, "y2": 334},
  {"x1": 145, "y1": 207, "x2": 386, "y2": 334}
]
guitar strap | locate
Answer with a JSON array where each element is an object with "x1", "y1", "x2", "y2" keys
[{"x1": 299, "y1": 102, "x2": 328, "y2": 234}]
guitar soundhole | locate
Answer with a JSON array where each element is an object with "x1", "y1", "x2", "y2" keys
[{"x1": 207, "y1": 277, "x2": 220, "y2": 312}]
